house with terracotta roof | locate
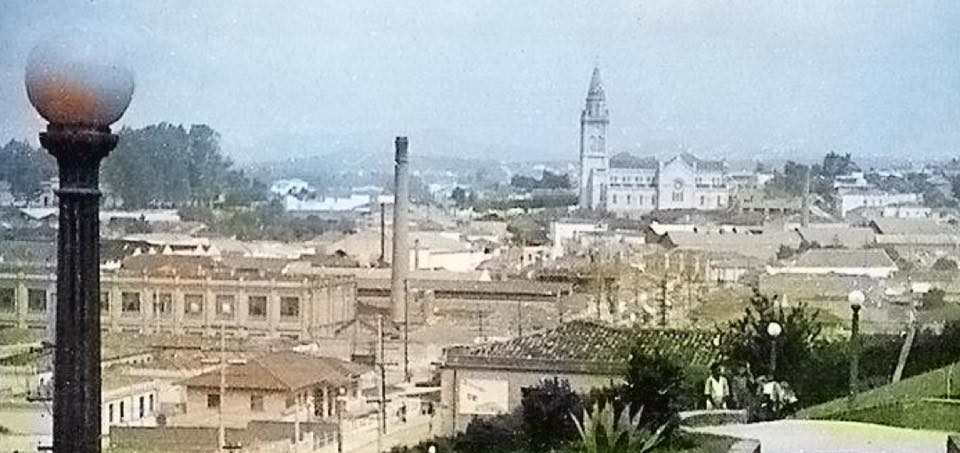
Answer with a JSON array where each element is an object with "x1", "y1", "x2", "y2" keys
[
  {"x1": 175, "y1": 351, "x2": 370, "y2": 428},
  {"x1": 438, "y1": 320, "x2": 717, "y2": 434}
]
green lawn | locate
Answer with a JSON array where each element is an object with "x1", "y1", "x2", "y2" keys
[
  {"x1": 829, "y1": 400, "x2": 960, "y2": 432},
  {"x1": 796, "y1": 359, "x2": 960, "y2": 421}
]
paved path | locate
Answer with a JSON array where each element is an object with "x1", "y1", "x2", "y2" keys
[{"x1": 691, "y1": 420, "x2": 949, "y2": 453}]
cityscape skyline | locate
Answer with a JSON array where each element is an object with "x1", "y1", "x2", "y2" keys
[{"x1": 1, "y1": 1, "x2": 959, "y2": 164}]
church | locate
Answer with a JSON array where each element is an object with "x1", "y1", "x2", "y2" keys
[{"x1": 578, "y1": 67, "x2": 732, "y2": 217}]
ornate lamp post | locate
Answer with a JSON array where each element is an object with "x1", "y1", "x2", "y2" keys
[
  {"x1": 848, "y1": 290, "x2": 865, "y2": 398},
  {"x1": 25, "y1": 41, "x2": 134, "y2": 453},
  {"x1": 766, "y1": 321, "x2": 782, "y2": 377}
]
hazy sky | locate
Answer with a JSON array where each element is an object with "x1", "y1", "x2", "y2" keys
[{"x1": 1, "y1": 0, "x2": 959, "y2": 163}]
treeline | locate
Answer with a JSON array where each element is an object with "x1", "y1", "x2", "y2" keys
[
  {"x1": 509, "y1": 169, "x2": 571, "y2": 191},
  {"x1": 101, "y1": 123, "x2": 266, "y2": 208},
  {"x1": 764, "y1": 152, "x2": 859, "y2": 199},
  {"x1": 0, "y1": 139, "x2": 56, "y2": 198}
]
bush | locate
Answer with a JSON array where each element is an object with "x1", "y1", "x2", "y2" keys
[{"x1": 521, "y1": 378, "x2": 583, "y2": 452}]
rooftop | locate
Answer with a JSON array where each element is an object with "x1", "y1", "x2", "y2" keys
[
  {"x1": 444, "y1": 320, "x2": 718, "y2": 374},
  {"x1": 180, "y1": 351, "x2": 369, "y2": 391},
  {"x1": 781, "y1": 249, "x2": 897, "y2": 269}
]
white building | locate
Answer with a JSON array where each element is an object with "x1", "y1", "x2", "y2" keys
[
  {"x1": 549, "y1": 219, "x2": 608, "y2": 258},
  {"x1": 766, "y1": 249, "x2": 898, "y2": 279},
  {"x1": 577, "y1": 68, "x2": 731, "y2": 217},
  {"x1": 836, "y1": 188, "x2": 921, "y2": 218}
]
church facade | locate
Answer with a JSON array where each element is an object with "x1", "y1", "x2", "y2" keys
[{"x1": 577, "y1": 68, "x2": 732, "y2": 217}]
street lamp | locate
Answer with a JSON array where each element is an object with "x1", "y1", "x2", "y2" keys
[
  {"x1": 766, "y1": 321, "x2": 782, "y2": 377},
  {"x1": 25, "y1": 40, "x2": 133, "y2": 453},
  {"x1": 848, "y1": 290, "x2": 865, "y2": 398}
]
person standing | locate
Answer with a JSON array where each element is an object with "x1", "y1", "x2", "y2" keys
[
  {"x1": 704, "y1": 363, "x2": 730, "y2": 410},
  {"x1": 730, "y1": 363, "x2": 755, "y2": 410}
]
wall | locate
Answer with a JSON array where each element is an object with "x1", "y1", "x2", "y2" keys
[
  {"x1": 0, "y1": 270, "x2": 358, "y2": 340},
  {"x1": 181, "y1": 386, "x2": 304, "y2": 427},
  {"x1": 439, "y1": 366, "x2": 622, "y2": 435}
]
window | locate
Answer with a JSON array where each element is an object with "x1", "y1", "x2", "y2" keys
[
  {"x1": 611, "y1": 194, "x2": 617, "y2": 205},
  {"x1": 0, "y1": 288, "x2": 14, "y2": 313},
  {"x1": 28, "y1": 289, "x2": 46, "y2": 313},
  {"x1": 251, "y1": 394, "x2": 264, "y2": 412},
  {"x1": 626, "y1": 194, "x2": 631, "y2": 204},
  {"x1": 184, "y1": 294, "x2": 204, "y2": 317},
  {"x1": 718, "y1": 196, "x2": 724, "y2": 206},
  {"x1": 207, "y1": 393, "x2": 221, "y2": 409},
  {"x1": 120, "y1": 401, "x2": 125, "y2": 421},
  {"x1": 149, "y1": 394, "x2": 154, "y2": 413},
  {"x1": 121, "y1": 292, "x2": 141, "y2": 314},
  {"x1": 155, "y1": 292, "x2": 172, "y2": 315},
  {"x1": 100, "y1": 291, "x2": 110, "y2": 313},
  {"x1": 248, "y1": 295, "x2": 267, "y2": 319},
  {"x1": 281, "y1": 297, "x2": 300, "y2": 318},
  {"x1": 108, "y1": 403, "x2": 114, "y2": 423},
  {"x1": 700, "y1": 195, "x2": 705, "y2": 206},
  {"x1": 285, "y1": 394, "x2": 296, "y2": 408},
  {"x1": 139, "y1": 396, "x2": 145, "y2": 419},
  {"x1": 651, "y1": 195, "x2": 656, "y2": 205},
  {"x1": 638, "y1": 195, "x2": 643, "y2": 206},
  {"x1": 216, "y1": 294, "x2": 235, "y2": 319},
  {"x1": 672, "y1": 192, "x2": 684, "y2": 202}
]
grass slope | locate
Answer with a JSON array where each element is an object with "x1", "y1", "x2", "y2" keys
[{"x1": 797, "y1": 359, "x2": 960, "y2": 420}]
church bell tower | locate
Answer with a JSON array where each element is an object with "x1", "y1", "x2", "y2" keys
[{"x1": 578, "y1": 67, "x2": 609, "y2": 210}]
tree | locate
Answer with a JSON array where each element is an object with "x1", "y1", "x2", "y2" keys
[
  {"x1": 920, "y1": 288, "x2": 947, "y2": 311},
  {"x1": 776, "y1": 245, "x2": 795, "y2": 261},
  {"x1": 507, "y1": 216, "x2": 547, "y2": 245},
  {"x1": 450, "y1": 186, "x2": 468, "y2": 207},
  {"x1": 620, "y1": 350, "x2": 685, "y2": 427},
  {"x1": 0, "y1": 139, "x2": 56, "y2": 198},
  {"x1": 102, "y1": 123, "x2": 265, "y2": 209},
  {"x1": 522, "y1": 378, "x2": 583, "y2": 452},
  {"x1": 719, "y1": 290, "x2": 826, "y2": 397},
  {"x1": 932, "y1": 258, "x2": 958, "y2": 272}
]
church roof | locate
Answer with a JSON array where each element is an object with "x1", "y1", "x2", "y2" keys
[
  {"x1": 673, "y1": 153, "x2": 725, "y2": 172},
  {"x1": 609, "y1": 152, "x2": 658, "y2": 170},
  {"x1": 587, "y1": 66, "x2": 604, "y2": 99}
]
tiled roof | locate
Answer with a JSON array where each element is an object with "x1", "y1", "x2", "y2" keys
[
  {"x1": 444, "y1": 321, "x2": 718, "y2": 374},
  {"x1": 870, "y1": 218, "x2": 958, "y2": 235},
  {"x1": 796, "y1": 227, "x2": 875, "y2": 249},
  {"x1": 609, "y1": 153, "x2": 659, "y2": 170},
  {"x1": 180, "y1": 351, "x2": 366, "y2": 391},
  {"x1": 784, "y1": 249, "x2": 897, "y2": 269}
]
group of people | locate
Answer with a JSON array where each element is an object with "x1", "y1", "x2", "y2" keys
[{"x1": 703, "y1": 363, "x2": 798, "y2": 421}]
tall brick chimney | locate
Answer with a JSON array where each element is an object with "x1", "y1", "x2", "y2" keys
[{"x1": 390, "y1": 137, "x2": 410, "y2": 323}]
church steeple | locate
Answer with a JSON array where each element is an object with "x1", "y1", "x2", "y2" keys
[
  {"x1": 578, "y1": 66, "x2": 610, "y2": 210},
  {"x1": 587, "y1": 66, "x2": 605, "y2": 100}
]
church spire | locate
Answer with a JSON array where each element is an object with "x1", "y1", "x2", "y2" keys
[{"x1": 587, "y1": 66, "x2": 604, "y2": 100}]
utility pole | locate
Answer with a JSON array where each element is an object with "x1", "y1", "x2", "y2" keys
[
  {"x1": 557, "y1": 292, "x2": 564, "y2": 324},
  {"x1": 893, "y1": 303, "x2": 918, "y2": 383},
  {"x1": 403, "y1": 280, "x2": 410, "y2": 383},
  {"x1": 516, "y1": 298, "x2": 523, "y2": 337},
  {"x1": 413, "y1": 239, "x2": 421, "y2": 270},
  {"x1": 378, "y1": 202, "x2": 386, "y2": 267},
  {"x1": 218, "y1": 321, "x2": 226, "y2": 453},
  {"x1": 659, "y1": 277, "x2": 668, "y2": 327},
  {"x1": 378, "y1": 316, "x2": 387, "y2": 435},
  {"x1": 478, "y1": 307, "x2": 485, "y2": 341}
]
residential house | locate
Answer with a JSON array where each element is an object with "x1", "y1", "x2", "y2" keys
[{"x1": 439, "y1": 320, "x2": 717, "y2": 435}]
